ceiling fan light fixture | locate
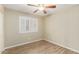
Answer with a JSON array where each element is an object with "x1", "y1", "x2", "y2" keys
[
  {"x1": 27, "y1": 4, "x2": 56, "y2": 14},
  {"x1": 39, "y1": 7, "x2": 44, "y2": 10}
]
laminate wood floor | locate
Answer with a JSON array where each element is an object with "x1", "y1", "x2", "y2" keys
[{"x1": 3, "y1": 40, "x2": 78, "y2": 54}]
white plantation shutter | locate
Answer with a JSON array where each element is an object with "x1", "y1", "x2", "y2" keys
[
  {"x1": 29, "y1": 18, "x2": 38, "y2": 32},
  {"x1": 19, "y1": 16, "x2": 38, "y2": 33}
]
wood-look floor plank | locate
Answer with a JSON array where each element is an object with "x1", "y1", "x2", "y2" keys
[{"x1": 3, "y1": 40, "x2": 78, "y2": 54}]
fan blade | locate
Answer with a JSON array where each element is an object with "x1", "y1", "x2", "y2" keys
[
  {"x1": 33, "y1": 9, "x2": 39, "y2": 13},
  {"x1": 46, "y1": 5, "x2": 56, "y2": 8},
  {"x1": 43, "y1": 10, "x2": 47, "y2": 14},
  {"x1": 27, "y1": 4, "x2": 38, "y2": 7}
]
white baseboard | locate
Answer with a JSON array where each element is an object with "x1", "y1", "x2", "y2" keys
[
  {"x1": 4, "y1": 39, "x2": 43, "y2": 50},
  {"x1": 45, "y1": 39, "x2": 79, "y2": 53},
  {"x1": 4, "y1": 38, "x2": 79, "y2": 53}
]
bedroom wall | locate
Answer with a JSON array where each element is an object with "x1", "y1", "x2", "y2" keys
[
  {"x1": 4, "y1": 8, "x2": 44, "y2": 48},
  {"x1": 45, "y1": 5, "x2": 79, "y2": 52},
  {"x1": 0, "y1": 5, "x2": 4, "y2": 53}
]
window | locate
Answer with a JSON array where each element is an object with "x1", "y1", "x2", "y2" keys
[{"x1": 19, "y1": 16, "x2": 38, "y2": 33}]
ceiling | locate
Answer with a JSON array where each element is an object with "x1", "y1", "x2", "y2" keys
[{"x1": 3, "y1": 4, "x2": 75, "y2": 16}]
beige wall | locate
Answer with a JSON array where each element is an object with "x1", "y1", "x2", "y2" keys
[
  {"x1": 0, "y1": 5, "x2": 4, "y2": 53},
  {"x1": 4, "y1": 5, "x2": 79, "y2": 52},
  {"x1": 4, "y1": 8, "x2": 44, "y2": 48},
  {"x1": 45, "y1": 5, "x2": 79, "y2": 52}
]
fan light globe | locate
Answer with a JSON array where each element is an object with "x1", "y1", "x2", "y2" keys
[{"x1": 39, "y1": 7, "x2": 44, "y2": 10}]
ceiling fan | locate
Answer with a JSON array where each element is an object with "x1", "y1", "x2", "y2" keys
[{"x1": 27, "y1": 4, "x2": 56, "y2": 14}]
